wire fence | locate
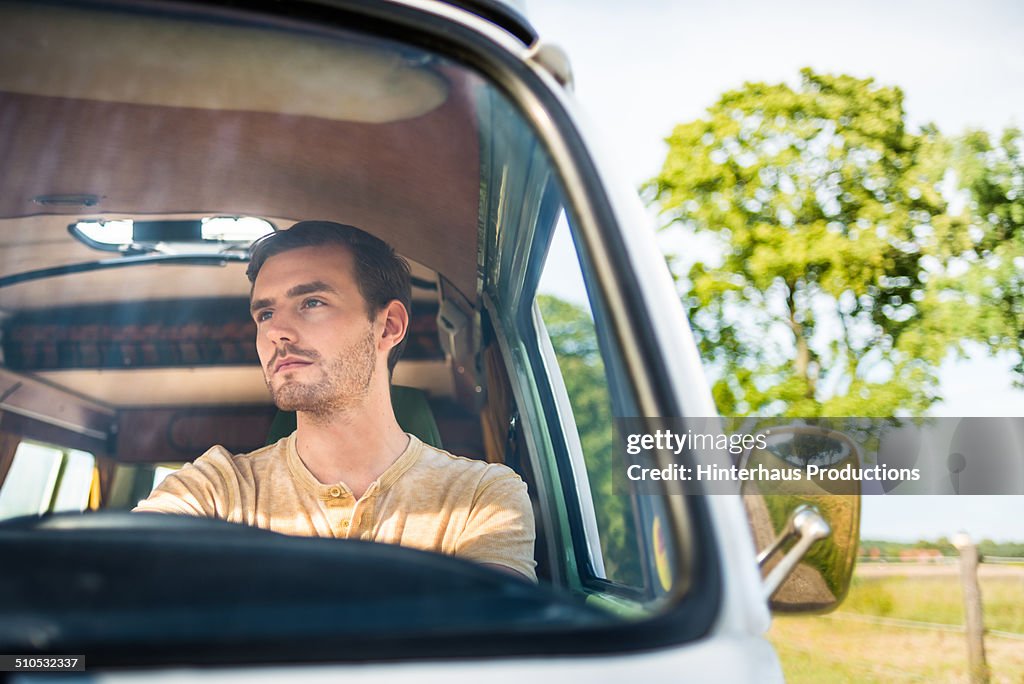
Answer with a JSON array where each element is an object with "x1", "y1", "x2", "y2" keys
[
  {"x1": 981, "y1": 556, "x2": 1024, "y2": 565},
  {"x1": 826, "y1": 612, "x2": 1024, "y2": 641},
  {"x1": 857, "y1": 556, "x2": 1023, "y2": 565}
]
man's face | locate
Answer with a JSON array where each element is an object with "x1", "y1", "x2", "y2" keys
[{"x1": 250, "y1": 244, "x2": 380, "y2": 416}]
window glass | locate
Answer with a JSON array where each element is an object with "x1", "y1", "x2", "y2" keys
[
  {"x1": 51, "y1": 449, "x2": 96, "y2": 513},
  {"x1": 534, "y1": 213, "x2": 643, "y2": 587},
  {"x1": 0, "y1": 442, "x2": 64, "y2": 519},
  {"x1": 152, "y1": 465, "x2": 180, "y2": 490}
]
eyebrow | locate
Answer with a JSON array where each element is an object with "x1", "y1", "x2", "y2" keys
[{"x1": 250, "y1": 280, "x2": 339, "y2": 314}]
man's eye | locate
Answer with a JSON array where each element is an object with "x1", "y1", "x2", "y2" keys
[
  {"x1": 303, "y1": 298, "x2": 325, "y2": 309},
  {"x1": 256, "y1": 310, "x2": 273, "y2": 322}
]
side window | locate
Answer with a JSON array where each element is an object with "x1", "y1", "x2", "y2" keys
[
  {"x1": 0, "y1": 441, "x2": 96, "y2": 519},
  {"x1": 152, "y1": 465, "x2": 181, "y2": 490},
  {"x1": 532, "y1": 213, "x2": 643, "y2": 588}
]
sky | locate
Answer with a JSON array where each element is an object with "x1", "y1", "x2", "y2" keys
[{"x1": 527, "y1": 0, "x2": 1024, "y2": 542}]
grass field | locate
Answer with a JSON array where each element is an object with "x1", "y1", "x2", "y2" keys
[{"x1": 768, "y1": 564, "x2": 1024, "y2": 683}]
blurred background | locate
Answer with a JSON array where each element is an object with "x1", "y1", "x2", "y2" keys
[{"x1": 529, "y1": 1, "x2": 1023, "y2": 680}]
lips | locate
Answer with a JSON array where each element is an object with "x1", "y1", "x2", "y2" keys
[{"x1": 274, "y1": 357, "x2": 313, "y2": 374}]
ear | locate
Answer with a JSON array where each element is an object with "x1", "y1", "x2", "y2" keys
[{"x1": 377, "y1": 299, "x2": 409, "y2": 354}]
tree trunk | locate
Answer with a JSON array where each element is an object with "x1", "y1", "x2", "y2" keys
[{"x1": 786, "y1": 284, "x2": 815, "y2": 400}]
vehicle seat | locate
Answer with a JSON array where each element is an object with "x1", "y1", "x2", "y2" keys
[{"x1": 265, "y1": 385, "x2": 444, "y2": 449}]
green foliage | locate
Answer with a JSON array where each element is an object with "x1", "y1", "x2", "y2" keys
[
  {"x1": 649, "y1": 68, "x2": 981, "y2": 417},
  {"x1": 860, "y1": 537, "x2": 956, "y2": 557},
  {"x1": 978, "y1": 539, "x2": 1024, "y2": 558},
  {"x1": 536, "y1": 294, "x2": 643, "y2": 586},
  {"x1": 847, "y1": 579, "x2": 895, "y2": 617},
  {"x1": 953, "y1": 127, "x2": 1024, "y2": 384},
  {"x1": 861, "y1": 537, "x2": 1024, "y2": 558}
]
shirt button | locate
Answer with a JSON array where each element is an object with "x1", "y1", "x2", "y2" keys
[
  {"x1": 328, "y1": 487, "x2": 342, "y2": 498},
  {"x1": 342, "y1": 520, "x2": 350, "y2": 528}
]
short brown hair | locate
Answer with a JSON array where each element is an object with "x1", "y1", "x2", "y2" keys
[{"x1": 247, "y1": 221, "x2": 411, "y2": 373}]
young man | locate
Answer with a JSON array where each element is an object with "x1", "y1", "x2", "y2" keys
[{"x1": 135, "y1": 221, "x2": 536, "y2": 581}]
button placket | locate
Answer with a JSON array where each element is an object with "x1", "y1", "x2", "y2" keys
[
  {"x1": 349, "y1": 497, "x2": 374, "y2": 539},
  {"x1": 346, "y1": 508, "x2": 359, "y2": 537},
  {"x1": 319, "y1": 486, "x2": 353, "y2": 537}
]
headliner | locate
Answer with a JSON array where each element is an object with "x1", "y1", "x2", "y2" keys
[{"x1": 0, "y1": 1, "x2": 484, "y2": 304}]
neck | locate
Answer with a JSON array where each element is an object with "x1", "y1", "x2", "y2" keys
[{"x1": 293, "y1": 380, "x2": 410, "y2": 498}]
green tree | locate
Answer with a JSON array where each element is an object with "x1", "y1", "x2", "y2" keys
[
  {"x1": 954, "y1": 127, "x2": 1024, "y2": 384},
  {"x1": 649, "y1": 68, "x2": 971, "y2": 417}
]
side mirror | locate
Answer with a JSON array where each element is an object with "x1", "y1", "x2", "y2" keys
[{"x1": 740, "y1": 426, "x2": 860, "y2": 613}]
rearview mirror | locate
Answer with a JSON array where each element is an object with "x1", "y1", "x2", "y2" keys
[{"x1": 70, "y1": 217, "x2": 274, "y2": 254}]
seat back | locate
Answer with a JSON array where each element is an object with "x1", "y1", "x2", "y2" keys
[{"x1": 265, "y1": 385, "x2": 443, "y2": 449}]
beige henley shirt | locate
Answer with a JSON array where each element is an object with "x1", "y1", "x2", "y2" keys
[{"x1": 134, "y1": 432, "x2": 537, "y2": 580}]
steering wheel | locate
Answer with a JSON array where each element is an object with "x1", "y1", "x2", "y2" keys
[{"x1": 0, "y1": 511, "x2": 604, "y2": 665}]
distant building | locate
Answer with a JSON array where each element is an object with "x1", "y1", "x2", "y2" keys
[
  {"x1": 898, "y1": 548, "x2": 944, "y2": 563},
  {"x1": 863, "y1": 547, "x2": 882, "y2": 560}
]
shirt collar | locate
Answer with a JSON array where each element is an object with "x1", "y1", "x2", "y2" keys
[{"x1": 284, "y1": 431, "x2": 423, "y2": 498}]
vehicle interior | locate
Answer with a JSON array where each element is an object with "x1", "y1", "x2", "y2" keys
[
  {"x1": 0, "y1": 0, "x2": 710, "y2": 664},
  {"x1": 0, "y1": 3, "x2": 487, "y2": 503}
]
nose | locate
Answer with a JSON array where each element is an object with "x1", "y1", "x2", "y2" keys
[{"x1": 263, "y1": 310, "x2": 298, "y2": 347}]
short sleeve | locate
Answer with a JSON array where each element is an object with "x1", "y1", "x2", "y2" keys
[
  {"x1": 454, "y1": 468, "x2": 537, "y2": 581},
  {"x1": 132, "y1": 446, "x2": 240, "y2": 519}
]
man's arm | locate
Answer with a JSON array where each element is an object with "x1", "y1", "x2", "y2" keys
[
  {"x1": 455, "y1": 469, "x2": 537, "y2": 582},
  {"x1": 133, "y1": 446, "x2": 238, "y2": 518}
]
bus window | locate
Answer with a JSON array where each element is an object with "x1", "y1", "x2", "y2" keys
[{"x1": 0, "y1": 442, "x2": 95, "y2": 519}]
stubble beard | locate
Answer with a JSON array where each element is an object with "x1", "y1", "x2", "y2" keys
[{"x1": 265, "y1": 328, "x2": 377, "y2": 424}]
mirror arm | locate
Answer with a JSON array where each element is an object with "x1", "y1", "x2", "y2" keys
[
  {"x1": 757, "y1": 513, "x2": 798, "y2": 567},
  {"x1": 760, "y1": 505, "x2": 831, "y2": 601}
]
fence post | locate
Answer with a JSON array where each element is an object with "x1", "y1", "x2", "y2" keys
[{"x1": 953, "y1": 532, "x2": 989, "y2": 684}]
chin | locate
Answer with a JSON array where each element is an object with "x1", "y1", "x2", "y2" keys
[{"x1": 271, "y1": 381, "x2": 336, "y2": 412}]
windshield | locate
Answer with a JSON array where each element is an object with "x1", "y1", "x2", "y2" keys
[{"x1": 0, "y1": 0, "x2": 710, "y2": 666}]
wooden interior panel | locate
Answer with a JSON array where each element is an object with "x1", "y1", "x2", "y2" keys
[
  {"x1": 116, "y1": 407, "x2": 277, "y2": 463},
  {"x1": 0, "y1": 411, "x2": 109, "y2": 457},
  {"x1": 0, "y1": 430, "x2": 22, "y2": 488},
  {"x1": 0, "y1": 368, "x2": 115, "y2": 439}
]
